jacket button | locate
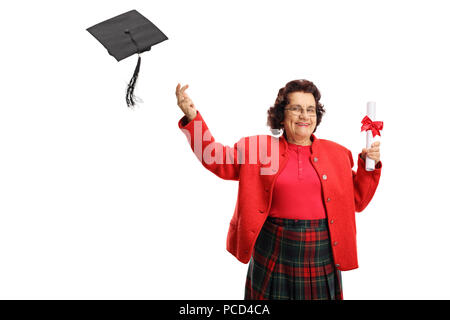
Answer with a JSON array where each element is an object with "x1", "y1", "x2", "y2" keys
[
  {"x1": 330, "y1": 219, "x2": 334, "y2": 224},
  {"x1": 322, "y1": 174, "x2": 327, "y2": 180},
  {"x1": 327, "y1": 197, "x2": 331, "y2": 202},
  {"x1": 258, "y1": 209, "x2": 264, "y2": 214},
  {"x1": 333, "y1": 241, "x2": 338, "y2": 246},
  {"x1": 313, "y1": 157, "x2": 318, "y2": 162}
]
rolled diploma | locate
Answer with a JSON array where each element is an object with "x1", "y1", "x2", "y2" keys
[{"x1": 365, "y1": 101, "x2": 376, "y2": 171}]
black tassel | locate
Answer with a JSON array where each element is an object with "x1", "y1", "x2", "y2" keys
[{"x1": 126, "y1": 55, "x2": 141, "y2": 107}]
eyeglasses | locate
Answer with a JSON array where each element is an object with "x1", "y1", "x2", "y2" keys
[{"x1": 285, "y1": 105, "x2": 317, "y2": 117}]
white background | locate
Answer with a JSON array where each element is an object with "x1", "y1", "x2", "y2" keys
[{"x1": 0, "y1": 0, "x2": 449, "y2": 299}]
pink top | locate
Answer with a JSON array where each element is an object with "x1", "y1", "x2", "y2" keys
[{"x1": 268, "y1": 141, "x2": 327, "y2": 220}]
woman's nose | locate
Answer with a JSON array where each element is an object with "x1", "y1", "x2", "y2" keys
[{"x1": 298, "y1": 111, "x2": 308, "y2": 120}]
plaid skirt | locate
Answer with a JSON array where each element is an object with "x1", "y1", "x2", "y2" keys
[{"x1": 244, "y1": 217, "x2": 343, "y2": 300}]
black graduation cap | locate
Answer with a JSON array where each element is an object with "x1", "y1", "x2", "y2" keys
[{"x1": 87, "y1": 10, "x2": 168, "y2": 107}]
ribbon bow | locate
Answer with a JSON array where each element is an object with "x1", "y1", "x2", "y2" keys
[{"x1": 361, "y1": 116, "x2": 384, "y2": 137}]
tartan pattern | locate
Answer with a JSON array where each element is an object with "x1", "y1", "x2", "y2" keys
[{"x1": 245, "y1": 217, "x2": 342, "y2": 300}]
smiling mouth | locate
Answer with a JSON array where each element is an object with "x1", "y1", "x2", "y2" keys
[{"x1": 295, "y1": 122, "x2": 310, "y2": 126}]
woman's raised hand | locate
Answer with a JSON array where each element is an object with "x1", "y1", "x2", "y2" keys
[{"x1": 175, "y1": 83, "x2": 197, "y2": 121}]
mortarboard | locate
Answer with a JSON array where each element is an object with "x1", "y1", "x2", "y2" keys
[{"x1": 87, "y1": 9, "x2": 168, "y2": 107}]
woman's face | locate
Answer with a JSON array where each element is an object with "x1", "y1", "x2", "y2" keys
[{"x1": 283, "y1": 91, "x2": 317, "y2": 144}]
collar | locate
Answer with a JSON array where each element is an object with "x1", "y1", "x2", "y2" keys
[{"x1": 279, "y1": 133, "x2": 319, "y2": 156}]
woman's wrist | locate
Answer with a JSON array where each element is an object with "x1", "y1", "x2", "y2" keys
[{"x1": 186, "y1": 110, "x2": 197, "y2": 122}]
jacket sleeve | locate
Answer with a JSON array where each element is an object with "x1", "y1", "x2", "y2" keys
[
  {"x1": 347, "y1": 149, "x2": 382, "y2": 212},
  {"x1": 178, "y1": 110, "x2": 242, "y2": 181}
]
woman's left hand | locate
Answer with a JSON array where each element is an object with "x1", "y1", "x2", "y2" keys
[{"x1": 361, "y1": 141, "x2": 381, "y2": 164}]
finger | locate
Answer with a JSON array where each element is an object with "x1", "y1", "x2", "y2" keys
[
  {"x1": 180, "y1": 84, "x2": 189, "y2": 95},
  {"x1": 176, "y1": 84, "x2": 185, "y2": 100},
  {"x1": 176, "y1": 85, "x2": 185, "y2": 102},
  {"x1": 367, "y1": 152, "x2": 380, "y2": 159},
  {"x1": 176, "y1": 83, "x2": 181, "y2": 95},
  {"x1": 371, "y1": 141, "x2": 380, "y2": 147},
  {"x1": 177, "y1": 84, "x2": 187, "y2": 98},
  {"x1": 179, "y1": 85, "x2": 188, "y2": 96},
  {"x1": 177, "y1": 90, "x2": 188, "y2": 102}
]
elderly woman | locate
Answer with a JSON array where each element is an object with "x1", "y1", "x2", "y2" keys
[{"x1": 175, "y1": 79, "x2": 381, "y2": 300}]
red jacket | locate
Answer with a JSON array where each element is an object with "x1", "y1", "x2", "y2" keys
[{"x1": 178, "y1": 111, "x2": 382, "y2": 271}]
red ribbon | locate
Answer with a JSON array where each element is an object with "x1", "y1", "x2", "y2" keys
[{"x1": 361, "y1": 116, "x2": 384, "y2": 137}]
